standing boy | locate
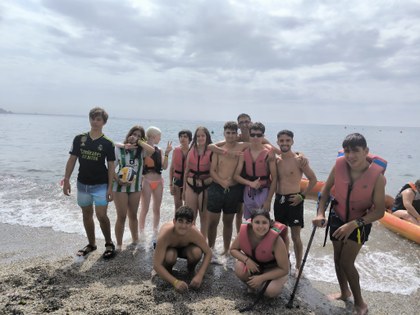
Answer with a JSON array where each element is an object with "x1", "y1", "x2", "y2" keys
[
  {"x1": 63, "y1": 107, "x2": 116, "y2": 259},
  {"x1": 169, "y1": 129, "x2": 192, "y2": 211},
  {"x1": 233, "y1": 122, "x2": 277, "y2": 219},
  {"x1": 207, "y1": 121, "x2": 247, "y2": 255},
  {"x1": 313, "y1": 133, "x2": 386, "y2": 315},
  {"x1": 274, "y1": 130, "x2": 317, "y2": 275},
  {"x1": 237, "y1": 113, "x2": 252, "y2": 142}
]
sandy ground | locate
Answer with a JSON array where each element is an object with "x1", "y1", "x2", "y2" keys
[{"x1": 0, "y1": 223, "x2": 418, "y2": 315}]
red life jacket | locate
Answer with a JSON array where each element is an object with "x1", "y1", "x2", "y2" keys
[
  {"x1": 187, "y1": 147, "x2": 212, "y2": 179},
  {"x1": 333, "y1": 152, "x2": 386, "y2": 222},
  {"x1": 243, "y1": 148, "x2": 270, "y2": 188},
  {"x1": 239, "y1": 220, "x2": 287, "y2": 264},
  {"x1": 172, "y1": 147, "x2": 186, "y2": 180}
]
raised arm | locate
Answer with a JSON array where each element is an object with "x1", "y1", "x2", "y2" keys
[
  {"x1": 208, "y1": 143, "x2": 228, "y2": 155},
  {"x1": 209, "y1": 142, "x2": 248, "y2": 158},
  {"x1": 162, "y1": 141, "x2": 173, "y2": 170},
  {"x1": 137, "y1": 139, "x2": 155, "y2": 156}
]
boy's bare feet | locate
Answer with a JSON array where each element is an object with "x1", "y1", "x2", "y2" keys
[
  {"x1": 293, "y1": 266, "x2": 305, "y2": 278},
  {"x1": 327, "y1": 291, "x2": 352, "y2": 301},
  {"x1": 353, "y1": 303, "x2": 368, "y2": 315}
]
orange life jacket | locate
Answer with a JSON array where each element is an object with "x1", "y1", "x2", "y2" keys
[
  {"x1": 243, "y1": 148, "x2": 270, "y2": 188},
  {"x1": 239, "y1": 220, "x2": 287, "y2": 264},
  {"x1": 333, "y1": 152, "x2": 387, "y2": 222},
  {"x1": 172, "y1": 147, "x2": 186, "y2": 180},
  {"x1": 187, "y1": 147, "x2": 212, "y2": 179}
]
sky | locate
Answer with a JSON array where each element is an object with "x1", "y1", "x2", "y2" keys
[{"x1": 1, "y1": 0, "x2": 420, "y2": 127}]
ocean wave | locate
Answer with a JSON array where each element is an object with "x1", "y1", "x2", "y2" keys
[
  {"x1": 0, "y1": 174, "x2": 175, "y2": 240},
  {"x1": 26, "y1": 168, "x2": 53, "y2": 173},
  {"x1": 304, "y1": 250, "x2": 419, "y2": 295}
]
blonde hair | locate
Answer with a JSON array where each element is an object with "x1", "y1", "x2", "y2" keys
[{"x1": 146, "y1": 126, "x2": 161, "y2": 138}]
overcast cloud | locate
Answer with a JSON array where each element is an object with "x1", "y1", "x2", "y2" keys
[{"x1": 1, "y1": 0, "x2": 419, "y2": 126}]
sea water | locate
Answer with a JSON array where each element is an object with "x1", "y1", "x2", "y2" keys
[{"x1": 0, "y1": 113, "x2": 418, "y2": 295}]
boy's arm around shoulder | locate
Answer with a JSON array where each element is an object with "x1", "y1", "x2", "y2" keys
[
  {"x1": 138, "y1": 140, "x2": 155, "y2": 156},
  {"x1": 209, "y1": 142, "x2": 247, "y2": 158},
  {"x1": 208, "y1": 143, "x2": 226, "y2": 155}
]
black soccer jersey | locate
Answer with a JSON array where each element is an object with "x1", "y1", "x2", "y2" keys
[{"x1": 70, "y1": 132, "x2": 116, "y2": 185}]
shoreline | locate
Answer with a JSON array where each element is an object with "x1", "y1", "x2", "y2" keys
[{"x1": 1, "y1": 223, "x2": 418, "y2": 314}]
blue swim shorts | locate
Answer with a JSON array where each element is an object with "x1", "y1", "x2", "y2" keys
[{"x1": 77, "y1": 181, "x2": 108, "y2": 207}]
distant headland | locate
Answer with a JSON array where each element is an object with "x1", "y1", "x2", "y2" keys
[{"x1": 0, "y1": 108, "x2": 13, "y2": 114}]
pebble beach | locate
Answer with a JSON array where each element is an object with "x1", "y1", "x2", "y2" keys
[{"x1": 1, "y1": 223, "x2": 418, "y2": 315}]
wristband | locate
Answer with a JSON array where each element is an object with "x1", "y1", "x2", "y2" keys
[
  {"x1": 355, "y1": 218, "x2": 365, "y2": 228},
  {"x1": 244, "y1": 257, "x2": 249, "y2": 264},
  {"x1": 173, "y1": 279, "x2": 179, "y2": 288},
  {"x1": 297, "y1": 193, "x2": 305, "y2": 200}
]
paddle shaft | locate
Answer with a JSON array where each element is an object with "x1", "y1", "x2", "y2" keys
[{"x1": 286, "y1": 224, "x2": 318, "y2": 308}]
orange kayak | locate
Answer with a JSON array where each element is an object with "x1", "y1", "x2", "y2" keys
[
  {"x1": 299, "y1": 178, "x2": 324, "y2": 200},
  {"x1": 381, "y1": 195, "x2": 420, "y2": 244},
  {"x1": 300, "y1": 179, "x2": 420, "y2": 244}
]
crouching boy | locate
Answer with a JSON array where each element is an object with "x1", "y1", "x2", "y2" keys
[{"x1": 153, "y1": 206, "x2": 212, "y2": 292}]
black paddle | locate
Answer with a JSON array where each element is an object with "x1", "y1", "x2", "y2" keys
[
  {"x1": 286, "y1": 222, "x2": 321, "y2": 309},
  {"x1": 238, "y1": 279, "x2": 271, "y2": 313}
]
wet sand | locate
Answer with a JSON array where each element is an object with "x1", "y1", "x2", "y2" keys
[{"x1": 0, "y1": 223, "x2": 418, "y2": 314}]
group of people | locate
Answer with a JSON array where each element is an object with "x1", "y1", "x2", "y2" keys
[{"x1": 63, "y1": 107, "x2": 408, "y2": 315}]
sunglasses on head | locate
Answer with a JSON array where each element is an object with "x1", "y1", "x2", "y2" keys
[{"x1": 250, "y1": 133, "x2": 263, "y2": 138}]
